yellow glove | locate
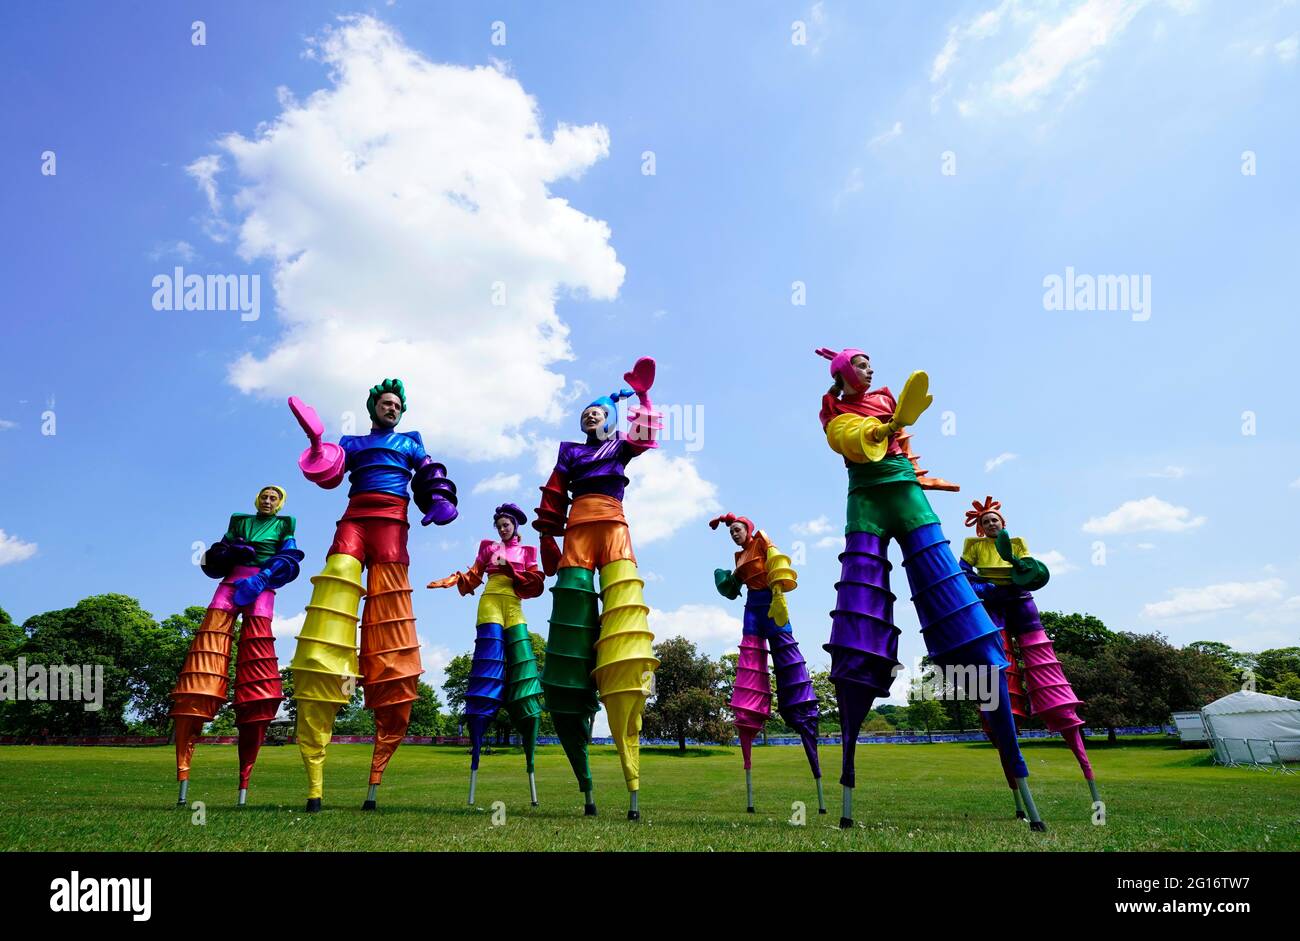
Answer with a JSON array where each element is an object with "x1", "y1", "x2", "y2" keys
[
  {"x1": 767, "y1": 584, "x2": 791, "y2": 627},
  {"x1": 891, "y1": 370, "x2": 933, "y2": 428}
]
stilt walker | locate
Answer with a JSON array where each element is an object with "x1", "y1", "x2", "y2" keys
[
  {"x1": 172, "y1": 485, "x2": 302, "y2": 806},
  {"x1": 961, "y1": 495, "x2": 1099, "y2": 812},
  {"x1": 711, "y1": 513, "x2": 823, "y2": 814},
  {"x1": 815, "y1": 346, "x2": 1046, "y2": 831},
  {"x1": 287, "y1": 381, "x2": 458, "y2": 812},
  {"x1": 534, "y1": 357, "x2": 661, "y2": 819},
  {"x1": 428, "y1": 503, "x2": 545, "y2": 806}
]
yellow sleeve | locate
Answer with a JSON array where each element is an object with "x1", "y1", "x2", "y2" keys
[
  {"x1": 825, "y1": 413, "x2": 890, "y2": 463},
  {"x1": 960, "y1": 538, "x2": 981, "y2": 567},
  {"x1": 1011, "y1": 537, "x2": 1029, "y2": 559}
]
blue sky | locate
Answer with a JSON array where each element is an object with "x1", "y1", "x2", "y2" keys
[{"x1": 2, "y1": 1, "x2": 1299, "y2": 724}]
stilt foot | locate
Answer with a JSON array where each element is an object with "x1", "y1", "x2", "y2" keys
[
  {"x1": 839, "y1": 817, "x2": 853, "y2": 829},
  {"x1": 1030, "y1": 820, "x2": 1047, "y2": 832},
  {"x1": 305, "y1": 798, "x2": 321, "y2": 813}
]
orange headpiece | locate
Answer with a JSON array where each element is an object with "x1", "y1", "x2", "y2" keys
[{"x1": 965, "y1": 495, "x2": 1005, "y2": 536}]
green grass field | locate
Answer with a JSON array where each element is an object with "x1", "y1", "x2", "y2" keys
[{"x1": 1, "y1": 738, "x2": 1296, "y2": 851}]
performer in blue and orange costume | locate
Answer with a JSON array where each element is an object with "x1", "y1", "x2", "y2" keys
[
  {"x1": 533, "y1": 357, "x2": 661, "y2": 820},
  {"x1": 428, "y1": 502, "x2": 546, "y2": 807},
  {"x1": 172, "y1": 484, "x2": 303, "y2": 806},
  {"x1": 286, "y1": 379, "x2": 458, "y2": 812},
  {"x1": 961, "y1": 495, "x2": 1100, "y2": 815},
  {"x1": 816, "y1": 346, "x2": 1047, "y2": 830},
  {"x1": 711, "y1": 513, "x2": 824, "y2": 815}
]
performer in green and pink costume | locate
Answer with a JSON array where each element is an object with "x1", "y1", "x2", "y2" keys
[
  {"x1": 711, "y1": 513, "x2": 824, "y2": 815},
  {"x1": 534, "y1": 357, "x2": 661, "y2": 820},
  {"x1": 816, "y1": 346, "x2": 1047, "y2": 830},
  {"x1": 961, "y1": 495, "x2": 1100, "y2": 814},
  {"x1": 428, "y1": 503, "x2": 546, "y2": 806},
  {"x1": 172, "y1": 484, "x2": 303, "y2": 806}
]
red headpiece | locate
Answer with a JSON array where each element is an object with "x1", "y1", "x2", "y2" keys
[
  {"x1": 709, "y1": 513, "x2": 755, "y2": 538},
  {"x1": 965, "y1": 495, "x2": 1005, "y2": 536}
]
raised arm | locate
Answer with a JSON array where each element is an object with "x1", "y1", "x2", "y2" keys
[
  {"x1": 289, "y1": 396, "x2": 347, "y2": 489},
  {"x1": 621, "y1": 356, "x2": 662, "y2": 456}
]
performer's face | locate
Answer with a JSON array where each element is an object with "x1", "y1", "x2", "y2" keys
[
  {"x1": 256, "y1": 488, "x2": 282, "y2": 515},
  {"x1": 373, "y1": 392, "x2": 403, "y2": 429},
  {"x1": 581, "y1": 405, "x2": 607, "y2": 436},
  {"x1": 848, "y1": 354, "x2": 873, "y2": 390},
  {"x1": 495, "y1": 515, "x2": 516, "y2": 541},
  {"x1": 728, "y1": 521, "x2": 749, "y2": 546},
  {"x1": 981, "y1": 513, "x2": 1004, "y2": 538}
]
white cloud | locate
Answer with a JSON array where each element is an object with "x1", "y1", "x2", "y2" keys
[
  {"x1": 985, "y1": 451, "x2": 1017, "y2": 472},
  {"x1": 185, "y1": 155, "x2": 222, "y2": 213},
  {"x1": 1142, "y1": 578, "x2": 1284, "y2": 620},
  {"x1": 930, "y1": 0, "x2": 1190, "y2": 116},
  {"x1": 0, "y1": 530, "x2": 37, "y2": 566},
  {"x1": 1245, "y1": 595, "x2": 1300, "y2": 626},
  {"x1": 1036, "y1": 549, "x2": 1077, "y2": 574},
  {"x1": 623, "y1": 450, "x2": 721, "y2": 545},
  {"x1": 149, "y1": 240, "x2": 196, "y2": 263},
  {"x1": 1145, "y1": 465, "x2": 1186, "y2": 479},
  {"x1": 1136, "y1": 542, "x2": 1156, "y2": 550},
  {"x1": 1082, "y1": 496, "x2": 1206, "y2": 534},
  {"x1": 648, "y1": 604, "x2": 742, "y2": 647},
  {"x1": 195, "y1": 16, "x2": 624, "y2": 461},
  {"x1": 868, "y1": 121, "x2": 903, "y2": 149},
  {"x1": 833, "y1": 166, "x2": 864, "y2": 210},
  {"x1": 0, "y1": 419, "x2": 17, "y2": 431},
  {"x1": 271, "y1": 611, "x2": 306, "y2": 640},
  {"x1": 815, "y1": 535, "x2": 842, "y2": 549},
  {"x1": 471, "y1": 472, "x2": 521, "y2": 495},
  {"x1": 1289, "y1": 477, "x2": 1300, "y2": 490},
  {"x1": 792, "y1": 515, "x2": 834, "y2": 537},
  {"x1": 1277, "y1": 33, "x2": 1299, "y2": 61}
]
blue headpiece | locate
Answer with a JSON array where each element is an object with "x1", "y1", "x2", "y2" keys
[{"x1": 583, "y1": 388, "x2": 635, "y2": 435}]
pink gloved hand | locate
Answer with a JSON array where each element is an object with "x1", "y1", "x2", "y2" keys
[
  {"x1": 623, "y1": 357, "x2": 656, "y2": 409},
  {"x1": 289, "y1": 396, "x2": 346, "y2": 488}
]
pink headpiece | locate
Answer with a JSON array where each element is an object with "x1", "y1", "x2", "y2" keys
[
  {"x1": 815, "y1": 347, "x2": 869, "y2": 392},
  {"x1": 709, "y1": 513, "x2": 756, "y2": 538}
]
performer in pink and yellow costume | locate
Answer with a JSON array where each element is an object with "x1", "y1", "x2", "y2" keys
[
  {"x1": 428, "y1": 503, "x2": 546, "y2": 806},
  {"x1": 712, "y1": 513, "x2": 824, "y2": 815}
]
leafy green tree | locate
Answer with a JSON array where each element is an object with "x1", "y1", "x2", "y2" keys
[
  {"x1": 642, "y1": 636, "x2": 729, "y2": 751},
  {"x1": 1, "y1": 595, "x2": 156, "y2": 735},
  {"x1": 1040, "y1": 611, "x2": 1115, "y2": 659},
  {"x1": 810, "y1": 669, "x2": 839, "y2": 727},
  {"x1": 134, "y1": 606, "x2": 205, "y2": 733},
  {"x1": 0, "y1": 606, "x2": 23, "y2": 660},
  {"x1": 408, "y1": 681, "x2": 446, "y2": 736},
  {"x1": 1255, "y1": 648, "x2": 1300, "y2": 696}
]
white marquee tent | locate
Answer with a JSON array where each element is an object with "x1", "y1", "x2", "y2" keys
[{"x1": 1201, "y1": 690, "x2": 1300, "y2": 766}]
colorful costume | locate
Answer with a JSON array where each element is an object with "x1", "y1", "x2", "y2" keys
[
  {"x1": 534, "y1": 357, "x2": 661, "y2": 819},
  {"x1": 815, "y1": 347, "x2": 1046, "y2": 830},
  {"x1": 429, "y1": 503, "x2": 546, "y2": 805},
  {"x1": 711, "y1": 514, "x2": 823, "y2": 814},
  {"x1": 171, "y1": 486, "x2": 303, "y2": 805},
  {"x1": 961, "y1": 496, "x2": 1100, "y2": 811},
  {"x1": 287, "y1": 381, "x2": 458, "y2": 811}
]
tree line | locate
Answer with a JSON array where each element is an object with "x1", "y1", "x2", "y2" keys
[{"x1": 2, "y1": 598, "x2": 1297, "y2": 748}]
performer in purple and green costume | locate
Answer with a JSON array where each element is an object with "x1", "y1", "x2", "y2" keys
[{"x1": 816, "y1": 346, "x2": 1046, "y2": 831}]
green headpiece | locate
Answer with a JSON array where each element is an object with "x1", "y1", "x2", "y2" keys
[{"x1": 366, "y1": 378, "x2": 408, "y2": 424}]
